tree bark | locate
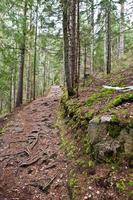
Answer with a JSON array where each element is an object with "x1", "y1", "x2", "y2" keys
[
  {"x1": 90, "y1": 0, "x2": 94, "y2": 73},
  {"x1": 16, "y1": 0, "x2": 27, "y2": 107},
  {"x1": 70, "y1": 0, "x2": 76, "y2": 88},
  {"x1": 106, "y1": 8, "x2": 111, "y2": 74},
  {"x1": 76, "y1": 0, "x2": 80, "y2": 97},
  {"x1": 63, "y1": 0, "x2": 74, "y2": 96},
  {"x1": 119, "y1": 0, "x2": 125, "y2": 58},
  {"x1": 83, "y1": 44, "x2": 87, "y2": 86},
  {"x1": 33, "y1": 1, "x2": 39, "y2": 100}
]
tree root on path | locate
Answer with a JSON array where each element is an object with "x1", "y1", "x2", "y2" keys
[
  {"x1": 30, "y1": 132, "x2": 41, "y2": 150},
  {"x1": 45, "y1": 163, "x2": 56, "y2": 170},
  {"x1": 30, "y1": 173, "x2": 58, "y2": 193},
  {"x1": 0, "y1": 150, "x2": 30, "y2": 162},
  {"x1": 9, "y1": 140, "x2": 27, "y2": 148},
  {"x1": 19, "y1": 151, "x2": 48, "y2": 168}
]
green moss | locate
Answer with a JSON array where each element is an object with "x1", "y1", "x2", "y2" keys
[
  {"x1": 85, "y1": 111, "x2": 94, "y2": 121},
  {"x1": 67, "y1": 170, "x2": 78, "y2": 200},
  {"x1": 111, "y1": 115, "x2": 119, "y2": 123},
  {"x1": 102, "y1": 92, "x2": 133, "y2": 114},
  {"x1": 56, "y1": 111, "x2": 76, "y2": 159},
  {"x1": 0, "y1": 126, "x2": 5, "y2": 135},
  {"x1": 112, "y1": 93, "x2": 133, "y2": 107},
  {"x1": 82, "y1": 134, "x2": 91, "y2": 154},
  {"x1": 86, "y1": 88, "x2": 114, "y2": 106},
  {"x1": 116, "y1": 179, "x2": 126, "y2": 192},
  {"x1": 76, "y1": 159, "x2": 95, "y2": 168},
  {"x1": 108, "y1": 124, "x2": 121, "y2": 138},
  {"x1": 129, "y1": 118, "x2": 133, "y2": 128},
  {"x1": 60, "y1": 130, "x2": 76, "y2": 159}
]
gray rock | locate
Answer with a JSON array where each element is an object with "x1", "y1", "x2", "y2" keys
[
  {"x1": 93, "y1": 140, "x2": 121, "y2": 160},
  {"x1": 101, "y1": 115, "x2": 112, "y2": 123}
]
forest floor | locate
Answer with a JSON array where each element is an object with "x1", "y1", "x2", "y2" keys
[{"x1": 0, "y1": 86, "x2": 70, "y2": 200}]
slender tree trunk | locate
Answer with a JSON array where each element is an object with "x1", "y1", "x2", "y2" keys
[
  {"x1": 9, "y1": 67, "x2": 13, "y2": 112},
  {"x1": 104, "y1": 17, "x2": 107, "y2": 72},
  {"x1": 76, "y1": 0, "x2": 80, "y2": 97},
  {"x1": 27, "y1": 9, "x2": 34, "y2": 102},
  {"x1": 13, "y1": 66, "x2": 16, "y2": 109},
  {"x1": 27, "y1": 52, "x2": 31, "y2": 101},
  {"x1": 70, "y1": 0, "x2": 76, "y2": 88},
  {"x1": 43, "y1": 53, "x2": 46, "y2": 93},
  {"x1": 119, "y1": 1, "x2": 125, "y2": 58},
  {"x1": 33, "y1": 1, "x2": 38, "y2": 100},
  {"x1": 0, "y1": 99, "x2": 3, "y2": 114},
  {"x1": 90, "y1": 0, "x2": 94, "y2": 73},
  {"x1": 106, "y1": 8, "x2": 111, "y2": 74},
  {"x1": 16, "y1": 0, "x2": 27, "y2": 107},
  {"x1": 83, "y1": 44, "x2": 87, "y2": 86}
]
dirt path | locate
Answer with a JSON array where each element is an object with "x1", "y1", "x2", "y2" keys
[{"x1": 0, "y1": 86, "x2": 69, "y2": 200}]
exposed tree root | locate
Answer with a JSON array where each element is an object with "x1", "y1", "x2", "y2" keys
[{"x1": 30, "y1": 173, "x2": 58, "y2": 193}]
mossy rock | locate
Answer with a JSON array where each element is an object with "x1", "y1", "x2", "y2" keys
[{"x1": 112, "y1": 93, "x2": 133, "y2": 107}]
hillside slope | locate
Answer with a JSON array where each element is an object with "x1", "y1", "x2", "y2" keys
[{"x1": 60, "y1": 66, "x2": 133, "y2": 200}]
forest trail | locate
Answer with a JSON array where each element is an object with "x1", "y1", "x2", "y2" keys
[{"x1": 0, "y1": 86, "x2": 69, "y2": 200}]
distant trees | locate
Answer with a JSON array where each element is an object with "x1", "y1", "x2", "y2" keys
[
  {"x1": 119, "y1": 0, "x2": 125, "y2": 58},
  {"x1": 0, "y1": 0, "x2": 63, "y2": 114}
]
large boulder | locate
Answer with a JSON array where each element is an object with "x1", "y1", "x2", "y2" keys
[{"x1": 87, "y1": 115, "x2": 133, "y2": 161}]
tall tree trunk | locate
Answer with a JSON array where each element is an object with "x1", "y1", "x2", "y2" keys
[
  {"x1": 83, "y1": 44, "x2": 87, "y2": 86},
  {"x1": 76, "y1": 0, "x2": 80, "y2": 97},
  {"x1": 16, "y1": 0, "x2": 27, "y2": 107},
  {"x1": 63, "y1": 0, "x2": 74, "y2": 96},
  {"x1": 0, "y1": 99, "x2": 3, "y2": 114},
  {"x1": 13, "y1": 66, "x2": 16, "y2": 109},
  {"x1": 27, "y1": 9, "x2": 33, "y2": 102},
  {"x1": 27, "y1": 52, "x2": 31, "y2": 101},
  {"x1": 43, "y1": 53, "x2": 46, "y2": 94},
  {"x1": 106, "y1": 8, "x2": 111, "y2": 74},
  {"x1": 70, "y1": 0, "x2": 76, "y2": 88},
  {"x1": 104, "y1": 17, "x2": 107, "y2": 72},
  {"x1": 119, "y1": 0, "x2": 125, "y2": 58},
  {"x1": 33, "y1": 1, "x2": 38, "y2": 100},
  {"x1": 9, "y1": 67, "x2": 13, "y2": 112},
  {"x1": 90, "y1": 0, "x2": 94, "y2": 73}
]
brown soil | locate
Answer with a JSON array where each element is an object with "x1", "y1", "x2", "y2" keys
[{"x1": 0, "y1": 86, "x2": 69, "y2": 200}]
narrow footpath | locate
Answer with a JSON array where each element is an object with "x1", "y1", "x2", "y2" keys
[{"x1": 0, "y1": 86, "x2": 69, "y2": 200}]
